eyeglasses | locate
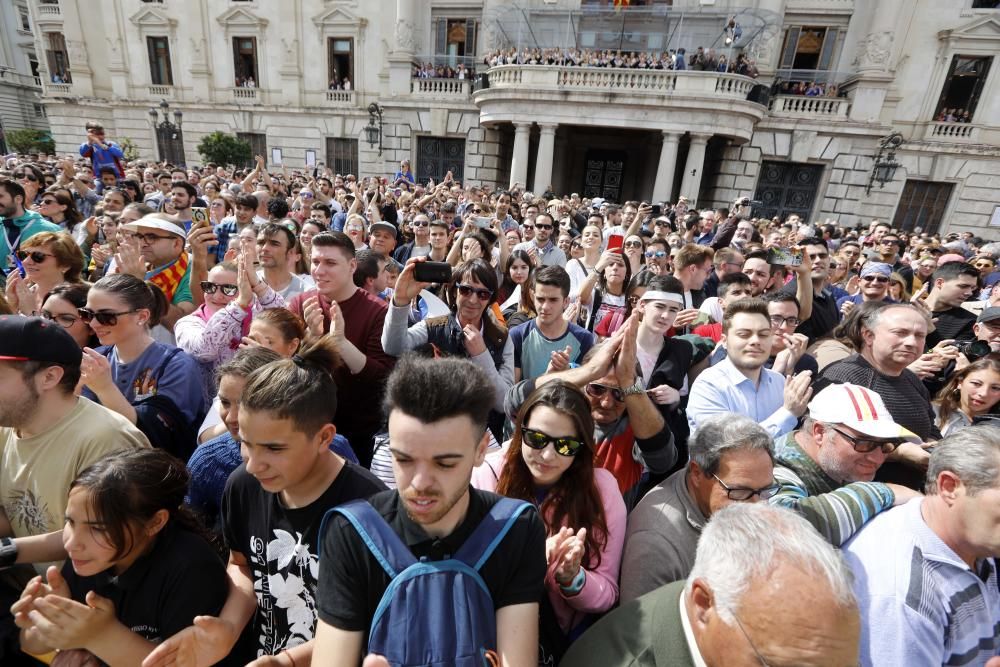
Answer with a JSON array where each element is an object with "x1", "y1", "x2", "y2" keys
[
  {"x1": 456, "y1": 284, "x2": 493, "y2": 301},
  {"x1": 301, "y1": 192, "x2": 314, "y2": 199},
  {"x1": 645, "y1": 250, "x2": 667, "y2": 259},
  {"x1": 830, "y1": 426, "x2": 902, "y2": 455},
  {"x1": 861, "y1": 275, "x2": 889, "y2": 284},
  {"x1": 711, "y1": 474, "x2": 780, "y2": 501},
  {"x1": 585, "y1": 382, "x2": 625, "y2": 403},
  {"x1": 520, "y1": 427, "x2": 585, "y2": 457},
  {"x1": 535, "y1": 224, "x2": 553, "y2": 231},
  {"x1": 200, "y1": 281, "x2": 239, "y2": 297},
  {"x1": 13, "y1": 172, "x2": 38, "y2": 182},
  {"x1": 39, "y1": 198, "x2": 59, "y2": 206},
  {"x1": 769, "y1": 315, "x2": 801, "y2": 328},
  {"x1": 135, "y1": 232, "x2": 176, "y2": 244},
  {"x1": 732, "y1": 610, "x2": 772, "y2": 667},
  {"x1": 624, "y1": 241, "x2": 644, "y2": 249},
  {"x1": 41, "y1": 310, "x2": 80, "y2": 328},
  {"x1": 411, "y1": 220, "x2": 429, "y2": 227},
  {"x1": 15, "y1": 250, "x2": 53, "y2": 263},
  {"x1": 78, "y1": 308, "x2": 138, "y2": 326}
]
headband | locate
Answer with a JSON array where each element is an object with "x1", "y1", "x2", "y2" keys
[{"x1": 639, "y1": 290, "x2": 685, "y2": 305}]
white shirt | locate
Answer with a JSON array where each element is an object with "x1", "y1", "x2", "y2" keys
[{"x1": 679, "y1": 591, "x2": 709, "y2": 667}]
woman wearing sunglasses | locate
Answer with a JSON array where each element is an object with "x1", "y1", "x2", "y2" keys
[
  {"x1": 622, "y1": 234, "x2": 645, "y2": 276},
  {"x1": 474, "y1": 381, "x2": 625, "y2": 660},
  {"x1": 79, "y1": 274, "x2": 207, "y2": 459},
  {"x1": 174, "y1": 252, "x2": 286, "y2": 401},
  {"x1": 41, "y1": 282, "x2": 100, "y2": 348},
  {"x1": 4, "y1": 231, "x2": 86, "y2": 316},
  {"x1": 36, "y1": 188, "x2": 82, "y2": 231}
]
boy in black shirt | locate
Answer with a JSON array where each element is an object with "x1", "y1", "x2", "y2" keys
[
  {"x1": 312, "y1": 355, "x2": 547, "y2": 666},
  {"x1": 144, "y1": 337, "x2": 386, "y2": 667}
]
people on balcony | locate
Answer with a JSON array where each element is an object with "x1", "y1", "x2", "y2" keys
[
  {"x1": 482, "y1": 47, "x2": 758, "y2": 77},
  {"x1": 936, "y1": 108, "x2": 972, "y2": 123}
]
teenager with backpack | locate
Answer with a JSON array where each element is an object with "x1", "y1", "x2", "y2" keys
[
  {"x1": 311, "y1": 355, "x2": 547, "y2": 667},
  {"x1": 143, "y1": 336, "x2": 386, "y2": 667},
  {"x1": 474, "y1": 381, "x2": 627, "y2": 662}
]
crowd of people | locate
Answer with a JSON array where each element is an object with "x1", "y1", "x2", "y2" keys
[
  {"x1": 484, "y1": 46, "x2": 759, "y2": 77},
  {"x1": 774, "y1": 79, "x2": 842, "y2": 97},
  {"x1": 936, "y1": 107, "x2": 974, "y2": 123},
  {"x1": 411, "y1": 63, "x2": 475, "y2": 80},
  {"x1": 1, "y1": 119, "x2": 1000, "y2": 666}
]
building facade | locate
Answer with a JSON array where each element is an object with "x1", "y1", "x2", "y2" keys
[
  {"x1": 28, "y1": 0, "x2": 1000, "y2": 236},
  {"x1": 0, "y1": 0, "x2": 49, "y2": 153}
]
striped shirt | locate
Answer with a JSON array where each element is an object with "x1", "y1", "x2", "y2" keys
[
  {"x1": 770, "y1": 435, "x2": 895, "y2": 546},
  {"x1": 843, "y1": 498, "x2": 1000, "y2": 667}
]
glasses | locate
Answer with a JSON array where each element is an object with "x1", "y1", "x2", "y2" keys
[
  {"x1": 134, "y1": 232, "x2": 176, "y2": 244},
  {"x1": 200, "y1": 281, "x2": 239, "y2": 297},
  {"x1": 645, "y1": 250, "x2": 667, "y2": 259},
  {"x1": 15, "y1": 250, "x2": 53, "y2": 263},
  {"x1": 301, "y1": 192, "x2": 314, "y2": 199},
  {"x1": 830, "y1": 426, "x2": 902, "y2": 454},
  {"x1": 535, "y1": 224, "x2": 553, "y2": 231},
  {"x1": 628, "y1": 294, "x2": 641, "y2": 306},
  {"x1": 585, "y1": 382, "x2": 625, "y2": 403},
  {"x1": 411, "y1": 220, "x2": 429, "y2": 227},
  {"x1": 39, "y1": 198, "x2": 59, "y2": 206},
  {"x1": 41, "y1": 310, "x2": 80, "y2": 328},
  {"x1": 711, "y1": 474, "x2": 780, "y2": 501},
  {"x1": 624, "y1": 241, "x2": 644, "y2": 249},
  {"x1": 861, "y1": 275, "x2": 889, "y2": 284},
  {"x1": 769, "y1": 315, "x2": 801, "y2": 328},
  {"x1": 78, "y1": 308, "x2": 138, "y2": 326},
  {"x1": 456, "y1": 284, "x2": 493, "y2": 301},
  {"x1": 520, "y1": 427, "x2": 585, "y2": 457},
  {"x1": 13, "y1": 172, "x2": 38, "y2": 182},
  {"x1": 732, "y1": 610, "x2": 771, "y2": 667}
]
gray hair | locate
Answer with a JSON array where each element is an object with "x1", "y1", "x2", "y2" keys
[
  {"x1": 859, "y1": 301, "x2": 930, "y2": 337},
  {"x1": 688, "y1": 413, "x2": 773, "y2": 476},
  {"x1": 926, "y1": 424, "x2": 1000, "y2": 495},
  {"x1": 979, "y1": 242, "x2": 1000, "y2": 260},
  {"x1": 686, "y1": 504, "x2": 856, "y2": 623}
]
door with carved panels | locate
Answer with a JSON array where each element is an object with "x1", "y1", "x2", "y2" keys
[
  {"x1": 753, "y1": 160, "x2": 823, "y2": 221},
  {"x1": 417, "y1": 137, "x2": 465, "y2": 184},
  {"x1": 582, "y1": 149, "x2": 626, "y2": 201}
]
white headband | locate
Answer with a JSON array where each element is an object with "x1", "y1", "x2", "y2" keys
[{"x1": 639, "y1": 290, "x2": 685, "y2": 305}]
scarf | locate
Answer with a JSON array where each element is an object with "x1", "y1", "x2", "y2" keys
[{"x1": 148, "y1": 252, "x2": 188, "y2": 302}]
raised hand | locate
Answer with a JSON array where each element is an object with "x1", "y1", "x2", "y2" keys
[{"x1": 301, "y1": 295, "x2": 326, "y2": 338}]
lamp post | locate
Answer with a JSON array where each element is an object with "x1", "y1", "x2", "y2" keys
[
  {"x1": 865, "y1": 132, "x2": 903, "y2": 195},
  {"x1": 365, "y1": 102, "x2": 384, "y2": 157},
  {"x1": 148, "y1": 99, "x2": 185, "y2": 165}
]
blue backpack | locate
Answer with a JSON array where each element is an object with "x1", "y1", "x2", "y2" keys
[{"x1": 324, "y1": 497, "x2": 532, "y2": 666}]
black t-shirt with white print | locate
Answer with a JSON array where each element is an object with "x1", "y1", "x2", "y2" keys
[{"x1": 221, "y1": 462, "x2": 386, "y2": 662}]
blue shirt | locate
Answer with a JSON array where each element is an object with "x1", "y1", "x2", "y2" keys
[
  {"x1": 510, "y1": 319, "x2": 594, "y2": 382},
  {"x1": 686, "y1": 356, "x2": 796, "y2": 438}
]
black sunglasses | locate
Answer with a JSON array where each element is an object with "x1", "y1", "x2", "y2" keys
[
  {"x1": 78, "y1": 308, "x2": 138, "y2": 326},
  {"x1": 456, "y1": 284, "x2": 493, "y2": 301},
  {"x1": 831, "y1": 426, "x2": 902, "y2": 455},
  {"x1": 586, "y1": 382, "x2": 625, "y2": 403},
  {"x1": 13, "y1": 172, "x2": 38, "y2": 182},
  {"x1": 535, "y1": 224, "x2": 554, "y2": 231},
  {"x1": 200, "y1": 281, "x2": 239, "y2": 297},
  {"x1": 15, "y1": 250, "x2": 53, "y2": 263},
  {"x1": 521, "y1": 427, "x2": 584, "y2": 457}
]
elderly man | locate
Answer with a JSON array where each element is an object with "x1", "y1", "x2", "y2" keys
[
  {"x1": 620, "y1": 414, "x2": 775, "y2": 601},
  {"x1": 120, "y1": 215, "x2": 196, "y2": 331},
  {"x1": 771, "y1": 383, "x2": 922, "y2": 546},
  {"x1": 817, "y1": 302, "x2": 940, "y2": 487},
  {"x1": 837, "y1": 262, "x2": 893, "y2": 318},
  {"x1": 563, "y1": 503, "x2": 861, "y2": 666},
  {"x1": 843, "y1": 426, "x2": 1000, "y2": 666}
]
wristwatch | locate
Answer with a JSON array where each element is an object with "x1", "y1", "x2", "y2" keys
[
  {"x1": 621, "y1": 378, "x2": 645, "y2": 397},
  {"x1": 0, "y1": 537, "x2": 18, "y2": 568}
]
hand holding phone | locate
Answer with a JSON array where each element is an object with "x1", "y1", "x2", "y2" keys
[{"x1": 607, "y1": 234, "x2": 624, "y2": 253}]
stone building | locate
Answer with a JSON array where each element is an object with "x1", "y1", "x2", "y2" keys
[
  {"x1": 27, "y1": 0, "x2": 1000, "y2": 236},
  {"x1": 0, "y1": 0, "x2": 48, "y2": 153}
]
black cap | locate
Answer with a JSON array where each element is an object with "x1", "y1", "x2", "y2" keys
[
  {"x1": 978, "y1": 307, "x2": 1000, "y2": 325},
  {"x1": 0, "y1": 316, "x2": 82, "y2": 366}
]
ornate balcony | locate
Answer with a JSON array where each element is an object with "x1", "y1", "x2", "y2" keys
[
  {"x1": 43, "y1": 82, "x2": 71, "y2": 96},
  {"x1": 231, "y1": 87, "x2": 260, "y2": 104},
  {"x1": 769, "y1": 95, "x2": 851, "y2": 120},
  {"x1": 923, "y1": 121, "x2": 981, "y2": 143},
  {"x1": 475, "y1": 65, "x2": 766, "y2": 141},
  {"x1": 149, "y1": 85, "x2": 173, "y2": 99},
  {"x1": 411, "y1": 78, "x2": 470, "y2": 98},
  {"x1": 326, "y1": 90, "x2": 354, "y2": 104}
]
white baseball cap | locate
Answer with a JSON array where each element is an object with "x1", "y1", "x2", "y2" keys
[
  {"x1": 123, "y1": 215, "x2": 186, "y2": 239},
  {"x1": 808, "y1": 383, "x2": 919, "y2": 442}
]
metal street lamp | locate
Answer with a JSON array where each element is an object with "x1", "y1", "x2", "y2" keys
[
  {"x1": 148, "y1": 99, "x2": 185, "y2": 165},
  {"x1": 866, "y1": 132, "x2": 904, "y2": 195},
  {"x1": 365, "y1": 103, "x2": 384, "y2": 156}
]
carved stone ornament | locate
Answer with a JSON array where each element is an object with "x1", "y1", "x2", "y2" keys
[
  {"x1": 854, "y1": 31, "x2": 893, "y2": 69},
  {"x1": 395, "y1": 19, "x2": 415, "y2": 52},
  {"x1": 67, "y1": 40, "x2": 88, "y2": 65}
]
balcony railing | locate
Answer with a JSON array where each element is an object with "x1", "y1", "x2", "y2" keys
[
  {"x1": 232, "y1": 87, "x2": 259, "y2": 104},
  {"x1": 924, "y1": 121, "x2": 981, "y2": 142},
  {"x1": 326, "y1": 90, "x2": 354, "y2": 104},
  {"x1": 149, "y1": 85, "x2": 173, "y2": 98},
  {"x1": 37, "y1": 3, "x2": 61, "y2": 16},
  {"x1": 44, "y1": 82, "x2": 71, "y2": 95},
  {"x1": 769, "y1": 95, "x2": 850, "y2": 119},
  {"x1": 411, "y1": 78, "x2": 470, "y2": 97}
]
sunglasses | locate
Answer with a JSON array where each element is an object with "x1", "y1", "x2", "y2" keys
[
  {"x1": 831, "y1": 426, "x2": 902, "y2": 455},
  {"x1": 15, "y1": 250, "x2": 53, "y2": 263},
  {"x1": 521, "y1": 427, "x2": 585, "y2": 457},
  {"x1": 861, "y1": 275, "x2": 889, "y2": 284},
  {"x1": 411, "y1": 220, "x2": 429, "y2": 227},
  {"x1": 13, "y1": 172, "x2": 38, "y2": 182},
  {"x1": 645, "y1": 250, "x2": 667, "y2": 259},
  {"x1": 200, "y1": 281, "x2": 239, "y2": 297},
  {"x1": 78, "y1": 308, "x2": 138, "y2": 326},
  {"x1": 535, "y1": 224, "x2": 553, "y2": 231},
  {"x1": 301, "y1": 192, "x2": 314, "y2": 198},
  {"x1": 41, "y1": 310, "x2": 80, "y2": 328},
  {"x1": 456, "y1": 283, "x2": 493, "y2": 301},
  {"x1": 585, "y1": 382, "x2": 625, "y2": 403},
  {"x1": 624, "y1": 241, "x2": 644, "y2": 249},
  {"x1": 40, "y1": 198, "x2": 59, "y2": 206}
]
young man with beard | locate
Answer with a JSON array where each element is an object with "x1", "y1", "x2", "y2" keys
[
  {"x1": 513, "y1": 212, "x2": 566, "y2": 267},
  {"x1": 256, "y1": 222, "x2": 314, "y2": 300},
  {"x1": 0, "y1": 179, "x2": 59, "y2": 285},
  {"x1": 311, "y1": 356, "x2": 546, "y2": 667}
]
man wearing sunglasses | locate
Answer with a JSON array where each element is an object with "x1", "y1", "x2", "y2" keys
[
  {"x1": 513, "y1": 212, "x2": 566, "y2": 268},
  {"x1": 0, "y1": 179, "x2": 60, "y2": 288},
  {"x1": 836, "y1": 261, "x2": 894, "y2": 318},
  {"x1": 392, "y1": 213, "x2": 432, "y2": 264},
  {"x1": 771, "y1": 383, "x2": 922, "y2": 547}
]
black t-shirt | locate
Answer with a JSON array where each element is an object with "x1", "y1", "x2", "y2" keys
[
  {"x1": 62, "y1": 522, "x2": 227, "y2": 645},
  {"x1": 927, "y1": 306, "x2": 976, "y2": 348},
  {"x1": 222, "y1": 462, "x2": 386, "y2": 661},
  {"x1": 780, "y1": 279, "x2": 838, "y2": 344},
  {"x1": 316, "y1": 487, "x2": 547, "y2": 635}
]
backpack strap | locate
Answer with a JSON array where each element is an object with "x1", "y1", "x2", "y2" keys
[
  {"x1": 454, "y1": 498, "x2": 532, "y2": 571},
  {"x1": 323, "y1": 499, "x2": 417, "y2": 577}
]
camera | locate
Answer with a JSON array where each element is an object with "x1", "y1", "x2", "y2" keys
[{"x1": 957, "y1": 339, "x2": 992, "y2": 362}]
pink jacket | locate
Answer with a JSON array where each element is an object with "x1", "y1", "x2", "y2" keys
[{"x1": 473, "y1": 446, "x2": 626, "y2": 634}]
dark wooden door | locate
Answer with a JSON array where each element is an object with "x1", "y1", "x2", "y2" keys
[
  {"x1": 754, "y1": 160, "x2": 823, "y2": 221},
  {"x1": 583, "y1": 149, "x2": 626, "y2": 201},
  {"x1": 417, "y1": 137, "x2": 465, "y2": 184}
]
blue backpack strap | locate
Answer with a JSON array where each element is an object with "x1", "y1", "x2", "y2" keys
[
  {"x1": 454, "y1": 497, "x2": 532, "y2": 571},
  {"x1": 321, "y1": 499, "x2": 417, "y2": 577}
]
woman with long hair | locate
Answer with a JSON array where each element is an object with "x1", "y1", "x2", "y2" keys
[
  {"x1": 79, "y1": 274, "x2": 206, "y2": 458},
  {"x1": 13, "y1": 449, "x2": 227, "y2": 666},
  {"x1": 497, "y1": 248, "x2": 533, "y2": 307},
  {"x1": 934, "y1": 356, "x2": 1000, "y2": 435},
  {"x1": 578, "y1": 249, "x2": 632, "y2": 333},
  {"x1": 4, "y1": 231, "x2": 86, "y2": 316},
  {"x1": 475, "y1": 381, "x2": 625, "y2": 656},
  {"x1": 40, "y1": 282, "x2": 99, "y2": 349},
  {"x1": 37, "y1": 188, "x2": 82, "y2": 230},
  {"x1": 888, "y1": 271, "x2": 911, "y2": 302},
  {"x1": 567, "y1": 224, "x2": 603, "y2": 297},
  {"x1": 622, "y1": 234, "x2": 645, "y2": 276},
  {"x1": 593, "y1": 271, "x2": 653, "y2": 338}
]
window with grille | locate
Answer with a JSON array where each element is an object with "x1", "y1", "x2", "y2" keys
[
  {"x1": 325, "y1": 138, "x2": 358, "y2": 176},
  {"x1": 891, "y1": 181, "x2": 954, "y2": 235}
]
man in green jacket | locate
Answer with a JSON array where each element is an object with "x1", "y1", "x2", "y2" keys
[
  {"x1": 562, "y1": 503, "x2": 860, "y2": 666},
  {"x1": 1, "y1": 179, "x2": 60, "y2": 288}
]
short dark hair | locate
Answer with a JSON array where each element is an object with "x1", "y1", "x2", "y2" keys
[
  {"x1": 258, "y1": 222, "x2": 297, "y2": 250},
  {"x1": 800, "y1": 237, "x2": 827, "y2": 249},
  {"x1": 383, "y1": 354, "x2": 495, "y2": 434},
  {"x1": 309, "y1": 202, "x2": 331, "y2": 219},
  {"x1": 353, "y1": 249, "x2": 387, "y2": 288},
  {"x1": 267, "y1": 198, "x2": 290, "y2": 219},
  {"x1": 933, "y1": 261, "x2": 979, "y2": 285},
  {"x1": 719, "y1": 272, "x2": 752, "y2": 298},
  {"x1": 311, "y1": 231, "x2": 356, "y2": 258},
  {"x1": 722, "y1": 297, "x2": 771, "y2": 334},
  {"x1": 764, "y1": 291, "x2": 801, "y2": 312},
  {"x1": 170, "y1": 180, "x2": 197, "y2": 199},
  {"x1": 0, "y1": 179, "x2": 25, "y2": 203},
  {"x1": 534, "y1": 265, "x2": 571, "y2": 297},
  {"x1": 85, "y1": 121, "x2": 104, "y2": 132},
  {"x1": 646, "y1": 274, "x2": 684, "y2": 294},
  {"x1": 235, "y1": 194, "x2": 259, "y2": 210}
]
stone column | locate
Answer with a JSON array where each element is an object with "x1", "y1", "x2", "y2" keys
[
  {"x1": 509, "y1": 123, "x2": 531, "y2": 189},
  {"x1": 532, "y1": 124, "x2": 557, "y2": 195},
  {"x1": 651, "y1": 131, "x2": 681, "y2": 203},
  {"x1": 388, "y1": 0, "x2": 417, "y2": 96},
  {"x1": 848, "y1": 0, "x2": 911, "y2": 122},
  {"x1": 679, "y1": 133, "x2": 710, "y2": 206}
]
